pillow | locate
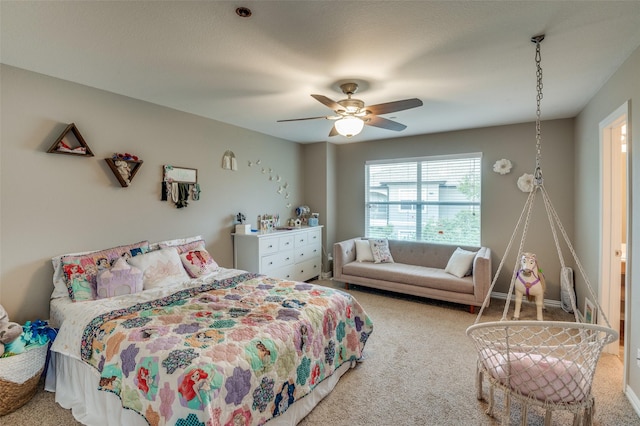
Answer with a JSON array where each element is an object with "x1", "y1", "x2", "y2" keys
[
  {"x1": 369, "y1": 239, "x2": 394, "y2": 264},
  {"x1": 180, "y1": 248, "x2": 219, "y2": 278},
  {"x1": 355, "y1": 239, "x2": 374, "y2": 262},
  {"x1": 444, "y1": 247, "x2": 477, "y2": 278},
  {"x1": 60, "y1": 240, "x2": 150, "y2": 302},
  {"x1": 96, "y1": 257, "x2": 143, "y2": 299},
  {"x1": 153, "y1": 235, "x2": 204, "y2": 252},
  {"x1": 127, "y1": 247, "x2": 191, "y2": 290}
]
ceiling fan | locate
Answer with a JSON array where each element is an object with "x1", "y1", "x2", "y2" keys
[{"x1": 277, "y1": 82, "x2": 423, "y2": 138}]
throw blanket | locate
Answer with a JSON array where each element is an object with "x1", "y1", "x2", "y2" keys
[{"x1": 80, "y1": 273, "x2": 373, "y2": 425}]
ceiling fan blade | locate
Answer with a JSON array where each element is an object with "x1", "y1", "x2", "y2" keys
[
  {"x1": 328, "y1": 125, "x2": 339, "y2": 137},
  {"x1": 311, "y1": 94, "x2": 345, "y2": 112},
  {"x1": 366, "y1": 98, "x2": 423, "y2": 115},
  {"x1": 277, "y1": 116, "x2": 329, "y2": 122},
  {"x1": 365, "y1": 116, "x2": 407, "y2": 131}
]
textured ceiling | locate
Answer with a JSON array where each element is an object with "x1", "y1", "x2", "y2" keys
[{"x1": 2, "y1": 1, "x2": 640, "y2": 144}]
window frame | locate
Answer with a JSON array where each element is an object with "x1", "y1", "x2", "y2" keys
[{"x1": 365, "y1": 153, "x2": 482, "y2": 245}]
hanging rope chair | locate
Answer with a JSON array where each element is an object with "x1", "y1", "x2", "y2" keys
[{"x1": 466, "y1": 35, "x2": 618, "y2": 426}]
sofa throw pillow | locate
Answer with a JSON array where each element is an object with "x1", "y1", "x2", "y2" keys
[
  {"x1": 445, "y1": 247, "x2": 477, "y2": 278},
  {"x1": 180, "y1": 248, "x2": 219, "y2": 278},
  {"x1": 369, "y1": 238, "x2": 394, "y2": 264},
  {"x1": 355, "y1": 239, "x2": 374, "y2": 262},
  {"x1": 96, "y1": 257, "x2": 143, "y2": 299},
  {"x1": 61, "y1": 240, "x2": 150, "y2": 302},
  {"x1": 128, "y1": 247, "x2": 191, "y2": 290}
]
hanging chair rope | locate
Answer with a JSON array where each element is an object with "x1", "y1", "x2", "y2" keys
[{"x1": 467, "y1": 35, "x2": 618, "y2": 425}]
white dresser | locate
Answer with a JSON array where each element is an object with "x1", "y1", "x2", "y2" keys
[{"x1": 233, "y1": 226, "x2": 323, "y2": 282}]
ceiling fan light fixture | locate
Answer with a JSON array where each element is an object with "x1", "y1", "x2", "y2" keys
[{"x1": 335, "y1": 116, "x2": 364, "y2": 137}]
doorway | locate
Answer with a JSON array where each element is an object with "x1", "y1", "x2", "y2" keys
[{"x1": 599, "y1": 101, "x2": 628, "y2": 365}]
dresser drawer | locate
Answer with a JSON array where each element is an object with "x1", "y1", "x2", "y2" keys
[
  {"x1": 259, "y1": 237, "x2": 280, "y2": 254},
  {"x1": 261, "y1": 250, "x2": 294, "y2": 272},
  {"x1": 296, "y1": 244, "x2": 321, "y2": 261},
  {"x1": 293, "y1": 258, "x2": 321, "y2": 282},
  {"x1": 278, "y1": 235, "x2": 294, "y2": 251},
  {"x1": 307, "y1": 227, "x2": 322, "y2": 245},
  {"x1": 294, "y1": 233, "x2": 307, "y2": 248}
]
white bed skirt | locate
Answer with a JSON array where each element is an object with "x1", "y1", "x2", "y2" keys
[{"x1": 45, "y1": 351, "x2": 353, "y2": 425}]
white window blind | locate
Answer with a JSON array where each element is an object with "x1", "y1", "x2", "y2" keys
[{"x1": 365, "y1": 153, "x2": 481, "y2": 245}]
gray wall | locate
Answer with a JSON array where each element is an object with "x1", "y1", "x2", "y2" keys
[
  {"x1": 575, "y1": 45, "x2": 640, "y2": 401},
  {"x1": 0, "y1": 65, "x2": 305, "y2": 322},
  {"x1": 334, "y1": 119, "x2": 575, "y2": 299},
  {"x1": 302, "y1": 142, "x2": 338, "y2": 274}
]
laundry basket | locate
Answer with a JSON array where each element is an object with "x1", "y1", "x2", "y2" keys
[{"x1": 0, "y1": 343, "x2": 48, "y2": 415}]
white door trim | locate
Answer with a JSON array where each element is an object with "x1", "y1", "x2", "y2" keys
[{"x1": 599, "y1": 101, "x2": 628, "y2": 364}]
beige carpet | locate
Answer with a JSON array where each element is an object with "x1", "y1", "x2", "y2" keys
[{"x1": 3, "y1": 280, "x2": 639, "y2": 425}]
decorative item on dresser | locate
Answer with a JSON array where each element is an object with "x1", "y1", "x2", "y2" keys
[{"x1": 233, "y1": 226, "x2": 323, "y2": 282}]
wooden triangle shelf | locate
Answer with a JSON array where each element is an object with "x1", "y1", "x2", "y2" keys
[
  {"x1": 47, "y1": 123, "x2": 94, "y2": 157},
  {"x1": 105, "y1": 158, "x2": 143, "y2": 187}
]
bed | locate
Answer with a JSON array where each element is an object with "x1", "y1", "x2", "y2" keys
[{"x1": 44, "y1": 236, "x2": 373, "y2": 425}]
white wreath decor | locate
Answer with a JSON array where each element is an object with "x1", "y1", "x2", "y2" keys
[
  {"x1": 493, "y1": 158, "x2": 512, "y2": 175},
  {"x1": 517, "y1": 173, "x2": 535, "y2": 192}
]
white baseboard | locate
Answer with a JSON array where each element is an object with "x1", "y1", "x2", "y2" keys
[
  {"x1": 320, "y1": 271, "x2": 333, "y2": 280},
  {"x1": 490, "y1": 291, "x2": 562, "y2": 309},
  {"x1": 626, "y1": 385, "x2": 640, "y2": 418}
]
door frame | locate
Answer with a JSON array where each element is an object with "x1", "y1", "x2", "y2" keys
[{"x1": 599, "y1": 101, "x2": 629, "y2": 366}]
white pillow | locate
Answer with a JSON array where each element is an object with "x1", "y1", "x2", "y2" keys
[
  {"x1": 355, "y1": 239, "x2": 374, "y2": 262},
  {"x1": 127, "y1": 247, "x2": 191, "y2": 290},
  {"x1": 445, "y1": 247, "x2": 477, "y2": 278}
]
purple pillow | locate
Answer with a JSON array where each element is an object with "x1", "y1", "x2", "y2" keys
[{"x1": 96, "y1": 257, "x2": 143, "y2": 298}]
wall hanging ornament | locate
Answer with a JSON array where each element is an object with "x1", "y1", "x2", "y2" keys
[
  {"x1": 249, "y1": 159, "x2": 294, "y2": 208},
  {"x1": 222, "y1": 150, "x2": 237, "y2": 171},
  {"x1": 105, "y1": 152, "x2": 143, "y2": 187},
  {"x1": 517, "y1": 172, "x2": 534, "y2": 192},
  {"x1": 162, "y1": 165, "x2": 199, "y2": 208},
  {"x1": 492, "y1": 158, "x2": 512, "y2": 175},
  {"x1": 466, "y1": 35, "x2": 617, "y2": 426},
  {"x1": 46, "y1": 122, "x2": 94, "y2": 157}
]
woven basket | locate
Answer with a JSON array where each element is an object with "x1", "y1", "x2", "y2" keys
[{"x1": 0, "y1": 343, "x2": 48, "y2": 416}]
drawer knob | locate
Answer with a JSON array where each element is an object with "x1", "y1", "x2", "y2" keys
[{"x1": 269, "y1": 261, "x2": 273, "y2": 265}]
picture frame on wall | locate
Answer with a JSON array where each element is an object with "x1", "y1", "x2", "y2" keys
[{"x1": 584, "y1": 297, "x2": 597, "y2": 324}]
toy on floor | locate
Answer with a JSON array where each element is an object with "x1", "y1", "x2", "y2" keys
[
  {"x1": 512, "y1": 252, "x2": 546, "y2": 321},
  {"x1": 0, "y1": 303, "x2": 22, "y2": 356}
]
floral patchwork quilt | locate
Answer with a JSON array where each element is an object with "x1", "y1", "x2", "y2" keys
[{"x1": 80, "y1": 273, "x2": 373, "y2": 425}]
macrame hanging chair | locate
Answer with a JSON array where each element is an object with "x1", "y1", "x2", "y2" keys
[{"x1": 466, "y1": 35, "x2": 618, "y2": 426}]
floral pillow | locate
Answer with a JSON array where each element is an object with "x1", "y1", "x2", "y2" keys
[
  {"x1": 369, "y1": 238, "x2": 394, "y2": 264},
  {"x1": 96, "y1": 257, "x2": 143, "y2": 299},
  {"x1": 179, "y1": 248, "x2": 219, "y2": 278},
  {"x1": 127, "y1": 247, "x2": 191, "y2": 290},
  {"x1": 61, "y1": 240, "x2": 150, "y2": 302}
]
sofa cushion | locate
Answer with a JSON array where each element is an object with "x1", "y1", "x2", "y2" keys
[
  {"x1": 355, "y1": 239, "x2": 374, "y2": 262},
  {"x1": 445, "y1": 247, "x2": 477, "y2": 278},
  {"x1": 342, "y1": 262, "x2": 474, "y2": 294},
  {"x1": 369, "y1": 238, "x2": 394, "y2": 264}
]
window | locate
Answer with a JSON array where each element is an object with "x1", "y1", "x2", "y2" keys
[{"x1": 365, "y1": 153, "x2": 481, "y2": 245}]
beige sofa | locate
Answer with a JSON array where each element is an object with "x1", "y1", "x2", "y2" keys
[{"x1": 333, "y1": 238, "x2": 492, "y2": 313}]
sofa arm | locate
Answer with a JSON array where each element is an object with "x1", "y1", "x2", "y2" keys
[
  {"x1": 333, "y1": 238, "x2": 358, "y2": 281},
  {"x1": 472, "y1": 247, "x2": 492, "y2": 304}
]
